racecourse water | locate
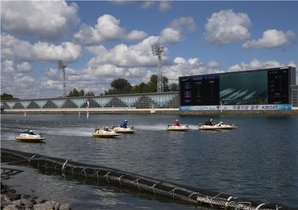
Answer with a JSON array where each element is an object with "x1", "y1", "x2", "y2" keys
[{"x1": 1, "y1": 113, "x2": 298, "y2": 209}]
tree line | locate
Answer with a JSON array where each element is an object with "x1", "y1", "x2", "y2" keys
[
  {"x1": 1, "y1": 75, "x2": 179, "y2": 99},
  {"x1": 68, "y1": 75, "x2": 178, "y2": 97}
]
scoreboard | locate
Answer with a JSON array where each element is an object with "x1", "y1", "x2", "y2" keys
[
  {"x1": 267, "y1": 69, "x2": 289, "y2": 104},
  {"x1": 181, "y1": 75, "x2": 219, "y2": 105},
  {"x1": 179, "y1": 67, "x2": 296, "y2": 107}
]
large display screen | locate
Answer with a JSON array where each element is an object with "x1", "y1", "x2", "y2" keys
[{"x1": 179, "y1": 67, "x2": 295, "y2": 106}]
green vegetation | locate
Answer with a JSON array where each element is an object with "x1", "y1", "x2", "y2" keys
[
  {"x1": 68, "y1": 74, "x2": 178, "y2": 97},
  {"x1": 67, "y1": 89, "x2": 95, "y2": 97},
  {"x1": 104, "y1": 75, "x2": 178, "y2": 95},
  {"x1": 2, "y1": 74, "x2": 179, "y2": 99},
  {"x1": 1, "y1": 93, "x2": 18, "y2": 100}
]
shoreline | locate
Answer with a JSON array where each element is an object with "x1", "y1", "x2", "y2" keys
[
  {"x1": 1, "y1": 181, "x2": 72, "y2": 210},
  {"x1": 2, "y1": 109, "x2": 298, "y2": 115}
]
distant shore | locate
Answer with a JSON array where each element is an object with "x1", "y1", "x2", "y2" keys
[{"x1": 2, "y1": 108, "x2": 298, "y2": 115}]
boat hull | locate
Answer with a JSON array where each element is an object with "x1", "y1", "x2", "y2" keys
[
  {"x1": 198, "y1": 124, "x2": 237, "y2": 130},
  {"x1": 92, "y1": 131, "x2": 119, "y2": 138},
  {"x1": 113, "y1": 127, "x2": 136, "y2": 134},
  {"x1": 166, "y1": 125, "x2": 190, "y2": 131},
  {"x1": 15, "y1": 132, "x2": 45, "y2": 142},
  {"x1": 15, "y1": 137, "x2": 45, "y2": 142}
]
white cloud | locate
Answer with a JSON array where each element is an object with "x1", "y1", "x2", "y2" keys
[
  {"x1": 86, "y1": 36, "x2": 164, "y2": 68},
  {"x1": 207, "y1": 61, "x2": 220, "y2": 68},
  {"x1": 288, "y1": 60, "x2": 296, "y2": 68},
  {"x1": 17, "y1": 62, "x2": 32, "y2": 73},
  {"x1": 242, "y1": 29, "x2": 296, "y2": 49},
  {"x1": 159, "y1": 17, "x2": 196, "y2": 44},
  {"x1": 126, "y1": 30, "x2": 148, "y2": 41},
  {"x1": 1, "y1": 60, "x2": 15, "y2": 73},
  {"x1": 160, "y1": 28, "x2": 182, "y2": 44},
  {"x1": 73, "y1": 14, "x2": 148, "y2": 45},
  {"x1": 1, "y1": 0, "x2": 80, "y2": 41},
  {"x1": 1, "y1": 33, "x2": 83, "y2": 62},
  {"x1": 227, "y1": 59, "x2": 287, "y2": 72},
  {"x1": 170, "y1": 17, "x2": 196, "y2": 32},
  {"x1": 164, "y1": 57, "x2": 221, "y2": 83},
  {"x1": 204, "y1": 9, "x2": 251, "y2": 45},
  {"x1": 140, "y1": 1, "x2": 155, "y2": 9},
  {"x1": 159, "y1": 2, "x2": 171, "y2": 12},
  {"x1": 44, "y1": 68, "x2": 60, "y2": 80}
]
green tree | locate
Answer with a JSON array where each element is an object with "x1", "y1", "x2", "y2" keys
[
  {"x1": 68, "y1": 88, "x2": 83, "y2": 97},
  {"x1": 169, "y1": 83, "x2": 179, "y2": 91},
  {"x1": 148, "y1": 75, "x2": 169, "y2": 92},
  {"x1": 80, "y1": 89, "x2": 85, "y2": 96},
  {"x1": 85, "y1": 91, "x2": 95, "y2": 96},
  {"x1": 1, "y1": 93, "x2": 17, "y2": 100},
  {"x1": 133, "y1": 82, "x2": 150, "y2": 93},
  {"x1": 106, "y1": 78, "x2": 132, "y2": 95}
]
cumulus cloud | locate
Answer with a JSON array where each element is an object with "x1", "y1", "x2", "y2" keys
[
  {"x1": 164, "y1": 57, "x2": 222, "y2": 83},
  {"x1": 160, "y1": 28, "x2": 182, "y2": 44},
  {"x1": 1, "y1": 60, "x2": 15, "y2": 73},
  {"x1": 159, "y1": 17, "x2": 196, "y2": 44},
  {"x1": 242, "y1": 29, "x2": 296, "y2": 49},
  {"x1": 17, "y1": 62, "x2": 32, "y2": 73},
  {"x1": 44, "y1": 68, "x2": 60, "y2": 80},
  {"x1": 159, "y1": 1, "x2": 171, "y2": 12},
  {"x1": 204, "y1": 9, "x2": 251, "y2": 45},
  {"x1": 86, "y1": 36, "x2": 164, "y2": 68},
  {"x1": 73, "y1": 14, "x2": 148, "y2": 45},
  {"x1": 170, "y1": 17, "x2": 196, "y2": 32},
  {"x1": 140, "y1": 1, "x2": 155, "y2": 9},
  {"x1": 227, "y1": 59, "x2": 287, "y2": 72},
  {"x1": 1, "y1": 33, "x2": 83, "y2": 62},
  {"x1": 1, "y1": 0, "x2": 80, "y2": 41}
]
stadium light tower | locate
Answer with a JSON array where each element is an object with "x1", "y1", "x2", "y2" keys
[
  {"x1": 57, "y1": 60, "x2": 67, "y2": 97},
  {"x1": 151, "y1": 44, "x2": 164, "y2": 92}
]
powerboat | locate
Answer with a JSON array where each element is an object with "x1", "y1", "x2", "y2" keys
[
  {"x1": 112, "y1": 126, "x2": 136, "y2": 134},
  {"x1": 198, "y1": 122, "x2": 237, "y2": 130},
  {"x1": 15, "y1": 129, "x2": 45, "y2": 142},
  {"x1": 92, "y1": 127, "x2": 120, "y2": 138},
  {"x1": 166, "y1": 124, "x2": 190, "y2": 131}
]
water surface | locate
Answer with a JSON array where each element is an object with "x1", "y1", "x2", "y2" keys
[{"x1": 1, "y1": 113, "x2": 298, "y2": 209}]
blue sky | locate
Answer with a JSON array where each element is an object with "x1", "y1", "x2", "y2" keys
[{"x1": 1, "y1": 1, "x2": 297, "y2": 99}]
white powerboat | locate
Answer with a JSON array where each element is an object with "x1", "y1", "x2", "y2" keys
[
  {"x1": 15, "y1": 129, "x2": 45, "y2": 142},
  {"x1": 92, "y1": 127, "x2": 120, "y2": 138},
  {"x1": 113, "y1": 126, "x2": 136, "y2": 134},
  {"x1": 198, "y1": 122, "x2": 237, "y2": 130},
  {"x1": 166, "y1": 125, "x2": 190, "y2": 131}
]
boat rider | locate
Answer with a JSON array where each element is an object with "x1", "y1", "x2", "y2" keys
[
  {"x1": 120, "y1": 120, "x2": 128, "y2": 128},
  {"x1": 27, "y1": 129, "x2": 34, "y2": 135},
  {"x1": 205, "y1": 119, "x2": 215, "y2": 126},
  {"x1": 173, "y1": 119, "x2": 180, "y2": 126}
]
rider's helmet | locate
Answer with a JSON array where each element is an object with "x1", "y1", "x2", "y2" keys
[
  {"x1": 125, "y1": 120, "x2": 127, "y2": 122},
  {"x1": 176, "y1": 119, "x2": 179, "y2": 122},
  {"x1": 210, "y1": 119, "x2": 213, "y2": 122}
]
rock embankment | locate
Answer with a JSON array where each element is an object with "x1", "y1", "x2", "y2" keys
[{"x1": 1, "y1": 182, "x2": 72, "y2": 210}]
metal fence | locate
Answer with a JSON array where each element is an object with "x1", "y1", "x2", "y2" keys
[{"x1": 1, "y1": 92, "x2": 179, "y2": 110}]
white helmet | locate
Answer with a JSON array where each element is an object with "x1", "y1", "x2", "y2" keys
[
  {"x1": 176, "y1": 119, "x2": 179, "y2": 122},
  {"x1": 125, "y1": 120, "x2": 127, "y2": 122},
  {"x1": 210, "y1": 119, "x2": 213, "y2": 122}
]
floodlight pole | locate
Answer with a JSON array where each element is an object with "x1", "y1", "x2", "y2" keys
[
  {"x1": 151, "y1": 44, "x2": 164, "y2": 93},
  {"x1": 57, "y1": 60, "x2": 67, "y2": 97}
]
